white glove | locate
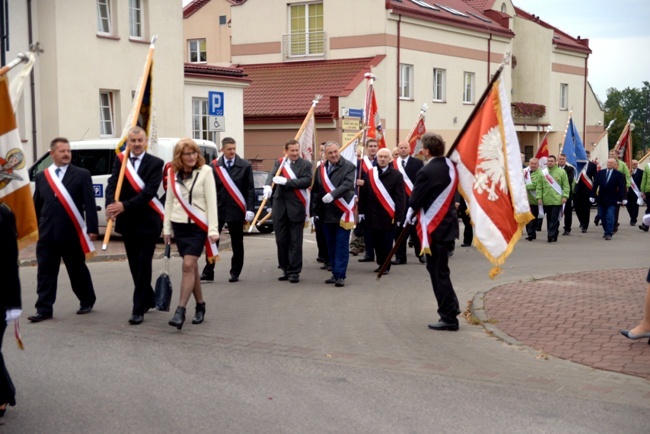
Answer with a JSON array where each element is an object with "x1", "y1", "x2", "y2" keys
[
  {"x1": 322, "y1": 193, "x2": 334, "y2": 204},
  {"x1": 263, "y1": 185, "x2": 272, "y2": 199},
  {"x1": 622, "y1": 200, "x2": 628, "y2": 205},
  {"x1": 273, "y1": 176, "x2": 287, "y2": 185},
  {"x1": 405, "y1": 207, "x2": 416, "y2": 225},
  {"x1": 358, "y1": 214, "x2": 365, "y2": 221},
  {"x1": 5, "y1": 309, "x2": 22, "y2": 323},
  {"x1": 245, "y1": 211, "x2": 254, "y2": 222},
  {"x1": 266, "y1": 207, "x2": 272, "y2": 214},
  {"x1": 637, "y1": 197, "x2": 645, "y2": 206},
  {"x1": 589, "y1": 197, "x2": 595, "y2": 203}
]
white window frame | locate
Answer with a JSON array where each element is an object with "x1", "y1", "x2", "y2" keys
[
  {"x1": 288, "y1": 2, "x2": 324, "y2": 57},
  {"x1": 188, "y1": 39, "x2": 207, "y2": 63},
  {"x1": 129, "y1": 0, "x2": 144, "y2": 39},
  {"x1": 192, "y1": 98, "x2": 217, "y2": 143},
  {"x1": 463, "y1": 72, "x2": 475, "y2": 104},
  {"x1": 560, "y1": 83, "x2": 568, "y2": 110},
  {"x1": 99, "y1": 91, "x2": 115, "y2": 137},
  {"x1": 97, "y1": 0, "x2": 112, "y2": 35},
  {"x1": 433, "y1": 68, "x2": 446, "y2": 102},
  {"x1": 400, "y1": 64, "x2": 414, "y2": 100}
]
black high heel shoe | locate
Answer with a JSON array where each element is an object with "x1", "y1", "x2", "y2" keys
[
  {"x1": 192, "y1": 302, "x2": 205, "y2": 324},
  {"x1": 168, "y1": 306, "x2": 186, "y2": 330}
]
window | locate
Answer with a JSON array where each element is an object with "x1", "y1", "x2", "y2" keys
[
  {"x1": 501, "y1": 2, "x2": 507, "y2": 13},
  {"x1": 289, "y1": 2, "x2": 324, "y2": 56},
  {"x1": 463, "y1": 72, "x2": 475, "y2": 104},
  {"x1": 99, "y1": 91, "x2": 115, "y2": 137},
  {"x1": 560, "y1": 83, "x2": 568, "y2": 110},
  {"x1": 433, "y1": 68, "x2": 446, "y2": 102},
  {"x1": 219, "y1": 15, "x2": 227, "y2": 25},
  {"x1": 188, "y1": 39, "x2": 207, "y2": 63},
  {"x1": 129, "y1": 0, "x2": 144, "y2": 39},
  {"x1": 400, "y1": 64, "x2": 413, "y2": 99},
  {"x1": 97, "y1": 0, "x2": 112, "y2": 35},
  {"x1": 192, "y1": 98, "x2": 217, "y2": 142}
]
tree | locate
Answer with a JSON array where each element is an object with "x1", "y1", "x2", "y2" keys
[{"x1": 603, "y1": 82, "x2": 650, "y2": 158}]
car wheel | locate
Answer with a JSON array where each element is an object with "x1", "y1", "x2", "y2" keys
[{"x1": 257, "y1": 225, "x2": 274, "y2": 234}]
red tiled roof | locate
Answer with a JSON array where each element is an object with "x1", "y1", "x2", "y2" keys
[
  {"x1": 515, "y1": 6, "x2": 591, "y2": 54},
  {"x1": 463, "y1": 0, "x2": 496, "y2": 11},
  {"x1": 237, "y1": 56, "x2": 385, "y2": 120},
  {"x1": 387, "y1": 0, "x2": 514, "y2": 37},
  {"x1": 184, "y1": 63, "x2": 251, "y2": 82},
  {"x1": 183, "y1": 0, "x2": 211, "y2": 19}
]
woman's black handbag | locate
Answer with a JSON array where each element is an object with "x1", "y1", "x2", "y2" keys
[{"x1": 154, "y1": 244, "x2": 173, "y2": 311}]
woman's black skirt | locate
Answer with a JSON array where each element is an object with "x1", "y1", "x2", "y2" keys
[{"x1": 171, "y1": 222, "x2": 206, "y2": 257}]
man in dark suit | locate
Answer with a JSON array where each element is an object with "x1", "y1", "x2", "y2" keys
[
  {"x1": 557, "y1": 153, "x2": 575, "y2": 236},
  {"x1": 574, "y1": 151, "x2": 597, "y2": 233},
  {"x1": 200, "y1": 137, "x2": 254, "y2": 283},
  {"x1": 28, "y1": 137, "x2": 98, "y2": 322},
  {"x1": 356, "y1": 139, "x2": 379, "y2": 263},
  {"x1": 106, "y1": 126, "x2": 164, "y2": 325},
  {"x1": 626, "y1": 159, "x2": 643, "y2": 225},
  {"x1": 311, "y1": 142, "x2": 356, "y2": 287},
  {"x1": 391, "y1": 140, "x2": 424, "y2": 264},
  {"x1": 590, "y1": 158, "x2": 627, "y2": 240},
  {"x1": 359, "y1": 148, "x2": 405, "y2": 275},
  {"x1": 408, "y1": 133, "x2": 460, "y2": 331},
  {"x1": 264, "y1": 139, "x2": 312, "y2": 283}
]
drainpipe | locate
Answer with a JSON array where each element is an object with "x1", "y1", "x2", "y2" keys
[
  {"x1": 487, "y1": 32, "x2": 492, "y2": 83},
  {"x1": 396, "y1": 14, "x2": 401, "y2": 146},
  {"x1": 583, "y1": 56, "x2": 588, "y2": 143},
  {"x1": 27, "y1": 0, "x2": 37, "y2": 159},
  {"x1": 0, "y1": 0, "x2": 7, "y2": 65}
]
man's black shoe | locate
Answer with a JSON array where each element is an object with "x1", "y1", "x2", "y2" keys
[
  {"x1": 200, "y1": 273, "x2": 214, "y2": 282},
  {"x1": 288, "y1": 275, "x2": 299, "y2": 283},
  {"x1": 418, "y1": 256, "x2": 426, "y2": 264},
  {"x1": 334, "y1": 278, "x2": 345, "y2": 287},
  {"x1": 358, "y1": 256, "x2": 374, "y2": 262},
  {"x1": 28, "y1": 312, "x2": 52, "y2": 323},
  {"x1": 525, "y1": 236, "x2": 534, "y2": 241},
  {"x1": 631, "y1": 220, "x2": 637, "y2": 226},
  {"x1": 460, "y1": 243, "x2": 471, "y2": 247},
  {"x1": 325, "y1": 276, "x2": 336, "y2": 284},
  {"x1": 129, "y1": 314, "x2": 144, "y2": 325},
  {"x1": 77, "y1": 305, "x2": 93, "y2": 315},
  {"x1": 639, "y1": 224, "x2": 649, "y2": 232},
  {"x1": 391, "y1": 259, "x2": 406, "y2": 265},
  {"x1": 278, "y1": 274, "x2": 290, "y2": 281},
  {"x1": 316, "y1": 257, "x2": 325, "y2": 263},
  {"x1": 562, "y1": 231, "x2": 570, "y2": 236},
  {"x1": 228, "y1": 275, "x2": 239, "y2": 283},
  {"x1": 320, "y1": 263, "x2": 329, "y2": 270},
  {"x1": 373, "y1": 267, "x2": 389, "y2": 275},
  {"x1": 428, "y1": 321, "x2": 459, "y2": 331}
]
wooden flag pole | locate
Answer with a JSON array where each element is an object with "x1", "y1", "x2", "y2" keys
[
  {"x1": 559, "y1": 110, "x2": 573, "y2": 155},
  {"x1": 338, "y1": 128, "x2": 365, "y2": 154},
  {"x1": 249, "y1": 95, "x2": 321, "y2": 232},
  {"x1": 613, "y1": 111, "x2": 635, "y2": 152},
  {"x1": 0, "y1": 53, "x2": 30, "y2": 76},
  {"x1": 102, "y1": 35, "x2": 158, "y2": 250}
]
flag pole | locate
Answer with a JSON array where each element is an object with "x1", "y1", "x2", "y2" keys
[
  {"x1": 339, "y1": 128, "x2": 366, "y2": 153},
  {"x1": 249, "y1": 95, "x2": 321, "y2": 232},
  {"x1": 102, "y1": 35, "x2": 158, "y2": 250},
  {"x1": 614, "y1": 111, "x2": 635, "y2": 152},
  {"x1": 446, "y1": 53, "x2": 510, "y2": 157},
  {"x1": 0, "y1": 53, "x2": 30, "y2": 77},
  {"x1": 559, "y1": 110, "x2": 573, "y2": 155}
]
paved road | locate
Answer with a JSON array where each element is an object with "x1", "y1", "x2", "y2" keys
[{"x1": 2, "y1": 220, "x2": 649, "y2": 433}]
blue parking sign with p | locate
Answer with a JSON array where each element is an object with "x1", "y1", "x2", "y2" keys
[{"x1": 208, "y1": 91, "x2": 224, "y2": 116}]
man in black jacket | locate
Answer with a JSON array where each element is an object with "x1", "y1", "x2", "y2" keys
[
  {"x1": 106, "y1": 127, "x2": 164, "y2": 325},
  {"x1": 558, "y1": 153, "x2": 575, "y2": 236},
  {"x1": 573, "y1": 151, "x2": 597, "y2": 233},
  {"x1": 311, "y1": 142, "x2": 356, "y2": 287}
]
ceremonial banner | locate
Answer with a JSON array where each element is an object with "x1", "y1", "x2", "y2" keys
[
  {"x1": 562, "y1": 116, "x2": 588, "y2": 181},
  {"x1": 297, "y1": 112, "x2": 314, "y2": 161},
  {"x1": 408, "y1": 116, "x2": 426, "y2": 156},
  {"x1": 0, "y1": 74, "x2": 38, "y2": 248},
  {"x1": 615, "y1": 123, "x2": 632, "y2": 167},
  {"x1": 115, "y1": 55, "x2": 154, "y2": 154},
  {"x1": 591, "y1": 130, "x2": 609, "y2": 169},
  {"x1": 449, "y1": 77, "x2": 533, "y2": 278},
  {"x1": 534, "y1": 135, "x2": 549, "y2": 169}
]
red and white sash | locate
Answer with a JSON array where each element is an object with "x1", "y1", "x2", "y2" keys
[
  {"x1": 416, "y1": 159, "x2": 458, "y2": 255},
  {"x1": 368, "y1": 167, "x2": 395, "y2": 222},
  {"x1": 393, "y1": 159, "x2": 414, "y2": 196},
  {"x1": 169, "y1": 168, "x2": 219, "y2": 262},
  {"x1": 319, "y1": 164, "x2": 356, "y2": 229},
  {"x1": 279, "y1": 158, "x2": 310, "y2": 219},
  {"x1": 213, "y1": 163, "x2": 247, "y2": 215},
  {"x1": 578, "y1": 165, "x2": 593, "y2": 190},
  {"x1": 44, "y1": 166, "x2": 96, "y2": 258},
  {"x1": 361, "y1": 156, "x2": 374, "y2": 174},
  {"x1": 542, "y1": 168, "x2": 564, "y2": 196},
  {"x1": 523, "y1": 167, "x2": 537, "y2": 199},
  {"x1": 117, "y1": 152, "x2": 164, "y2": 219}
]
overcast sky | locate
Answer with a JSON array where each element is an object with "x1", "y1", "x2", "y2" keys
[{"x1": 182, "y1": 0, "x2": 648, "y2": 100}]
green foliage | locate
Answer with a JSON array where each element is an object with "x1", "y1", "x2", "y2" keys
[{"x1": 604, "y1": 81, "x2": 650, "y2": 157}]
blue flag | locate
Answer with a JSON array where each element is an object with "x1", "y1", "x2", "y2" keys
[{"x1": 562, "y1": 117, "x2": 587, "y2": 181}]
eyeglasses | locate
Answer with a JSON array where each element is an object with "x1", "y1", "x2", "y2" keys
[{"x1": 181, "y1": 151, "x2": 198, "y2": 157}]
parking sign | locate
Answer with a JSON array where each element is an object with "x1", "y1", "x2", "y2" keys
[{"x1": 208, "y1": 91, "x2": 224, "y2": 116}]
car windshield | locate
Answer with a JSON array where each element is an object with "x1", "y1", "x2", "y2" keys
[{"x1": 253, "y1": 171, "x2": 268, "y2": 189}]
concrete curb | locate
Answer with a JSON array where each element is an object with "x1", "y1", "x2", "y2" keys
[{"x1": 471, "y1": 286, "x2": 523, "y2": 346}]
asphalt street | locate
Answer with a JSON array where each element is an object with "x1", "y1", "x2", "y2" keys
[{"x1": 2, "y1": 220, "x2": 649, "y2": 433}]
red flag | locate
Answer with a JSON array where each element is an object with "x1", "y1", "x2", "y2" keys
[
  {"x1": 615, "y1": 125, "x2": 632, "y2": 167},
  {"x1": 534, "y1": 135, "x2": 549, "y2": 169},
  {"x1": 367, "y1": 88, "x2": 387, "y2": 149},
  {"x1": 408, "y1": 116, "x2": 426, "y2": 156}
]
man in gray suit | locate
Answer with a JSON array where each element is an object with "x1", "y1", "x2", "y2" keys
[{"x1": 264, "y1": 139, "x2": 312, "y2": 283}]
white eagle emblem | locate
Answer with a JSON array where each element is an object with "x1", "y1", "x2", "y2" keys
[{"x1": 474, "y1": 126, "x2": 507, "y2": 201}]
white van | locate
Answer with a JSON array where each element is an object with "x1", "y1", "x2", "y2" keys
[{"x1": 28, "y1": 138, "x2": 219, "y2": 230}]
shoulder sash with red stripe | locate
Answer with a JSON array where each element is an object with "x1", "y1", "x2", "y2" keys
[
  {"x1": 630, "y1": 175, "x2": 641, "y2": 198},
  {"x1": 279, "y1": 158, "x2": 310, "y2": 219},
  {"x1": 368, "y1": 167, "x2": 395, "y2": 221},
  {"x1": 169, "y1": 167, "x2": 219, "y2": 262},
  {"x1": 361, "y1": 156, "x2": 374, "y2": 174},
  {"x1": 393, "y1": 159, "x2": 414, "y2": 196},
  {"x1": 117, "y1": 152, "x2": 164, "y2": 219},
  {"x1": 542, "y1": 168, "x2": 563, "y2": 196},
  {"x1": 319, "y1": 164, "x2": 355, "y2": 229},
  {"x1": 213, "y1": 163, "x2": 247, "y2": 214},
  {"x1": 44, "y1": 166, "x2": 96, "y2": 258},
  {"x1": 416, "y1": 158, "x2": 458, "y2": 256},
  {"x1": 578, "y1": 165, "x2": 593, "y2": 190}
]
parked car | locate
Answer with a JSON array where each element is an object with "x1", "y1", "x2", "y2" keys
[{"x1": 252, "y1": 170, "x2": 273, "y2": 234}]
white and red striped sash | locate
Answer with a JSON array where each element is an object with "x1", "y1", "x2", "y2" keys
[
  {"x1": 361, "y1": 156, "x2": 374, "y2": 174},
  {"x1": 213, "y1": 164, "x2": 247, "y2": 214},
  {"x1": 393, "y1": 159, "x2": 414, "y2": 196},
  {"x1": 630, "y1": 175, "x2": 642, "y2": 198},
  {"x1": 542, "y1": 168, "x2": 564, "y2": 196},
  {"x1": 169, "y1": 168, "x2": 219, "y2": 261},
  {"x1": 578, "y1": 165, "x2": 593, "y2": 190},
  {"x1": 117, "y1": 152, "x2": 164, "y2": 219},
  {"x1": 279, "y1": 158, "x2": 309, "y2": 218},
  {"x1": 416, "y1": 159, "x2": 458, "y2": 255},
  {"x1": 319, "y1": 164, "x2": 355, "y2": 229},
  {"x1": 44, "y1": 166, "x2": 96, "y2": 258},
  {"x1": 368, "y1": 167, "x2": 395, "y2": 221}
]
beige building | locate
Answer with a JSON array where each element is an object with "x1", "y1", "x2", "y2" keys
[{"x1": 6, "y1": 0, "x2": 185, "y2": 164}]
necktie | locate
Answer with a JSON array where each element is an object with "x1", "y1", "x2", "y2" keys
[
  {"x1": 606, "y1": 170, "x2": 611, "y2": 183},
  {"x1": 130, "y1": 157, "x2": 138, "y2": 168},
  {"x1": 402, "y1": 159, "x2": 406, "y2": 168},
  {"x1": 227, "y1": 160, "x2": 233, "y2": 171},
  {"x1": 327, "y1": 164, "x2": 332, "y2": 175},
  {"x1": 55, "y1": 168, "x2": 61, "y2": 178}
]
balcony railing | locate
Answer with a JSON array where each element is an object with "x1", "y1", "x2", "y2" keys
[
  {"x1": 511, "y1": 102, "x2": 546, "y2": 120},
  {"x1": 282, "y1": 31, "x2": 326, "y2": 60}
]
